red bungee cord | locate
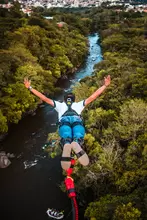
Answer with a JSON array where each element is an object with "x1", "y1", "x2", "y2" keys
[{"x1": 64, "y1": 158, "x2": 79, "y2": 220}]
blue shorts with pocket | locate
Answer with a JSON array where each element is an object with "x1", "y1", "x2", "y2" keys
[{"x1": 59, "y1": 116, "x2": 85, "y2": 145}]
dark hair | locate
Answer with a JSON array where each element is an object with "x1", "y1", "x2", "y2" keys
[{"x1": 64, "y1": 92, "x2": 75, "y2": 102}]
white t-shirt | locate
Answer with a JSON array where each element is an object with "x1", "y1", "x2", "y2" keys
[{"x1": 54, "y1": 100, "x2": 85, "y2": 121}]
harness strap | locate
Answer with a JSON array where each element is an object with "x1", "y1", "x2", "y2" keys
[
  {"x1": 76, "y1": 150, "x2": 85, "y2": 159},
  {"x1": 62, "y1": 100, "x2": 80, "y2": 117},
  {"x1": 73, "y1": 138, "x2": 84, "y2": 146},
  {"x1": 61, "y1": 157, "x2": 71, "y2": 161},
  {"x1": 59, "y1": 120, "x2": 83, "y2": 128},
  {"x1": 60, "y1": 137, "x2": 72, "y2": 148},
  {"x1": 58, "y1": 121, "x2": 71, "y2": 128},
  {"x1": 72, "y1": 121, "x2": 83, "y2": 128},
  {"x1": 62, "y1": 110, "x2": 79, "y2": 117}
]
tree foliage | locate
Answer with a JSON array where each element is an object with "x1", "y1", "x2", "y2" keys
[
  {"x1": 71, "y1": 8, "x2": 147, "y2": 220},
  {"x1": 0, "y1": 5, "x2": 147, "y2": 220},
  {"x1": 0, "y1": 5, "x2": 88, "y2": 134}
]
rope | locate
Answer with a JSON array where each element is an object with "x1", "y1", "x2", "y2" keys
[
  {"x1": 71, "y1": 198, "x2": 76, "y2": 220},
  {"x1": 64, "y1": 158, "x2": 79, "y2": 220},
  {"x1": 72, "y1": 197, "x2": 79, "y2": 220}
]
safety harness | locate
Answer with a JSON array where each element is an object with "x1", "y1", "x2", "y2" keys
[
  {"x1": 59, "y1": 98, "x2": 83, "y2": 129},
  {"x1": 59, "y1": 98, "x2": 84, "y2": 148},
  {"x1": 62, "y1": 98, "x2": 79, "y2": 117},
  {"x1": 64, "y1": 158, "x2": 79, "y2": 220}
]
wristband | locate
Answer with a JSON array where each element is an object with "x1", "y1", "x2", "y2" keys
[{"x1": 28, "y1": 86, "x2": 32, "y2": 91}]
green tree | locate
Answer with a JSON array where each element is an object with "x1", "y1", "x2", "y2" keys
[
  {"x1": 113, "y1": 202, "x2": 141, "y2": 220},
  {"x1": 114, "y1": 99, "x2": 147, "y2": 141},
  {"x1": 9, "y1": 1, "x2": 24, "y2": 18},
  {"x1": 0, "y1": 110, "x2": 8, "y2": 133}
]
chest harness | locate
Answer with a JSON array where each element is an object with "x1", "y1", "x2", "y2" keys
[
  {"x1": 59, "y1": 96, "x2": 86, "y2": 165},
  {"x1": 58, "y1": 98, "x2": 83, "y2": 129}
]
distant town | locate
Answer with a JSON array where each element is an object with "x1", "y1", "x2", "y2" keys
[{"x1": 0, "y1": 0, "x2": 147, "y2": 14}]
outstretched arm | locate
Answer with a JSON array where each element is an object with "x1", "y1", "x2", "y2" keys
[
  {"x1": 85, "y1": 75, "x2": 111, "y2": 106},
  {"x1": 24, "y1": 78, "x2": 54, "y2": 107}
]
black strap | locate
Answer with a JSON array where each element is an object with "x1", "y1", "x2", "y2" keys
[
  {"x1": 60, "y1": 137, "x2": 72, "y2": 149},
  {"x1": 73, "y1": 138, "x2": 84, "y2": 146},
  {"x1": 61, "y1": 157, "x2": 71, "y2": 162},
  {"x1": 72, "y1": 121, "x2": 83, "y2": 128},
  {"x1": 59, "y1": 120, "x2": 83, "y2": 128},
  {"x1": 68, "y1": 188, "x2": 75, "y2": 193},
  {"x1": 62, "y1": 101, "x2": 80, "y2": 117},
  {"x1": 62, "y1": 109, "x2": 79, "y2": 117},
  {"x1": 59, "y1": 121, "x2": 71, "y2": 128},
  {"x1": 76, "y1": 150, "x2": 85, "y2": 159}
]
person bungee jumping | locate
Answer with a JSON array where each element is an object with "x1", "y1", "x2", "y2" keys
[{"x1": 24, "y1": 75, "x2": 111, "y2": 170}]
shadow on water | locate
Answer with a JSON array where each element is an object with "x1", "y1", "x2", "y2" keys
[{"x1": 0, "y1": 33, "x2": 102, "y2": 220}]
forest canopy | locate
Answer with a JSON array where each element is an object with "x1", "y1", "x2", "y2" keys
[
  {"x1": 70, "y1": 8, "x2": 147, "y2": 220},
  {"x1": 0, "y1": 3, "x2": 147, "y2": 219},
  {"x1": 0, "y1": 2, "x2": 88, "y2": 133}
]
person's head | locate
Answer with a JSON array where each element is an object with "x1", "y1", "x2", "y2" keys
[{"x1": 64, "y1": 92, "x2": 75, "y2": 103}]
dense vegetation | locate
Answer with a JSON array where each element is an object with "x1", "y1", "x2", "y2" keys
[
  {"x1": 42, "y1": 7, "x2": 147, "y2": 220},
  {"x1": 0, "y1": 3, "x2": 147, "y2": 220},
  {"x1": 0, "y1": 2, "x2": 88, "y2": 134},
  {"x1": 71, "y1": 8, "x2": 147, "y2": 220},
  {"x1": 43, "y1": 6, "x2": 147, "y2": 220}
]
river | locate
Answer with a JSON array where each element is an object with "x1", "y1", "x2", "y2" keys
[{"x1": 0, "y1": 33, "x2": 102, "y2": 220}]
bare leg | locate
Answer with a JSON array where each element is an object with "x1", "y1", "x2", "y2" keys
[
  {"x1": 61, "y1": 143, "x2": 72, "y2": 171},
  {"x1": 71, "y1": 142, "x2": 89, "y2": 166}
]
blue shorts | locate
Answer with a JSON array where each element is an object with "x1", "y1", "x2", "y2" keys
[{"x1": 59, "y1": 116, "x2": 85, "y2": 145}]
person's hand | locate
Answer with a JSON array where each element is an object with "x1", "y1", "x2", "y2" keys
[
  {"x1": 104, "y1": 75, "x2": 111, "y2": 87},
  {"x1": 24, "y1": 77, "x2": 31, "y2": 89}
]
